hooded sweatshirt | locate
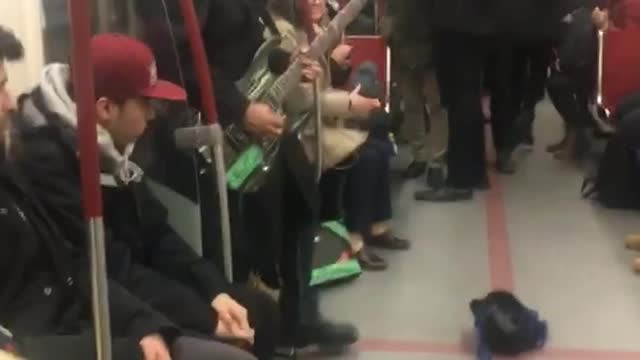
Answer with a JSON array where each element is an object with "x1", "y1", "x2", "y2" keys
[{"x1": 20, "y1": 64, "x2": 143, "y2": 186}]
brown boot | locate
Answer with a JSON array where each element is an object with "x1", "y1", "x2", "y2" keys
[
  {"x1": 552, "y1": 130, "x2": 575, "y2": 160},
  {"x1": 547, "y1": 124, "x2": 568, "y2": 153},
  {"x1": 553, "y1": 129, "x2": 588, "y2": 161},
  {"x1": 632, "y1": 257, "x2": 640, "y2": 273},
  {"x1": 625, "y1": 234, "x2": 640, "y2": 251}
]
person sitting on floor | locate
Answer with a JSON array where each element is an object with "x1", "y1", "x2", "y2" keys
[
  {"x1": 15, "y1": 33, "x2": 278, "y2": 360},
  {"x1": 0, "y1": 26, "x2": 256, "y2": 360}
]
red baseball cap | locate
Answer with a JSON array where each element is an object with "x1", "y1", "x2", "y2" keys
[{"x1": 90, "y1": 33, "x2": 186, "y2": 102}]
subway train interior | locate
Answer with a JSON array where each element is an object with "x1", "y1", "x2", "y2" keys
[{"x1": 2, "y1": 0, "x2": 640, "y2": 359}]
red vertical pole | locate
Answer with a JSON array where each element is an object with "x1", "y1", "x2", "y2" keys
[
  {"x1": 177, "y1": 0, "x2": 235, "y2": 281},
  {"x1": 67, "y1": 0, "x2": 111, "y2": 359},
  {"x1": 69, "y1": 1, "x2": 102, "y2": 217},
  {"x1": 177, "y1": 0, "x2": 218, "y2": 125}
]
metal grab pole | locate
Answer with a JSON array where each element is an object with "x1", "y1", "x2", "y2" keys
[
  {"x1": 313, "y1": 80, "x2": 324, "y2": 182},
  {"x1": 95, "y1": 0, "x2": 112, "y2": 32},
  {"x1": 176, "y1": 0, "x2": 234, "y2": 282},
  {"x1": 68, "y1": 0, "x2": 111, "y2": 359},
  {"x1": 297, "y1": 0, "x2": 324, "y2": 181}
]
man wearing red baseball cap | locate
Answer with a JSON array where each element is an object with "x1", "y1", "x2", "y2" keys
[{"x1": 17, "y1": 33, "x2": 278, "y2": 359}]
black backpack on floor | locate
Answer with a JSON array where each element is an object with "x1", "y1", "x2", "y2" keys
[{"x1": 582, "y1": 138, "x2": 640, "y2": 210}]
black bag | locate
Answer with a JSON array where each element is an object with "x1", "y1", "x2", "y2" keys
[
  {"x1": 582, "y1": 138, "x2": 640, "y2": 210},
  {"x1": 556, "y1": 7, "x2": 597, "y2": 70}
]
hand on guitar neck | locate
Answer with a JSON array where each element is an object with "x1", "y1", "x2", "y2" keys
[
  {"x1": 298, "y1": 50, "x2": 324, "y2": 82},
  {"x1": 243, "y1": 102, "x2": 284, "y2": 138}
]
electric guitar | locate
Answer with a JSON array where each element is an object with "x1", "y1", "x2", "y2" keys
[{"x1": 224, "y1": 0, "x2": 370, "y2": 193}]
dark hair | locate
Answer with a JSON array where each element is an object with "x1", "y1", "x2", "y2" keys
[{"x1": 0, "y1": 26, "x2": 23, "y2": 62}]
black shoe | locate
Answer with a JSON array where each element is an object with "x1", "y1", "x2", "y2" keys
[
  {"x1": 366, "y1": 233, "x2": 410, "y2": 250},
  {"x1": 426, "y1": 163, "x2": 446, "y2": 190},
  {"x1": 402, "y1": 161, "x2": 427, "y2": 179},
  {"x1": 355, "y1": 247, "x2": 388, "y2": 271},
  {"x1": 414, "y1": 187, "x2": 473, "y2": 202},
  {"x1": 517, "y1": 108, "x2": 535, "y2": 148},
  {"x1": 295, "y1": 321, "x2": 359, "y2": 348},
  {"x1": 496, "y1": 151, "x2": 516, "y2": 174}
]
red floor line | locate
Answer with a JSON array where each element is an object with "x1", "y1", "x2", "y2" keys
[
  {"x1": 358, "y1": 339, "x2": 640, "y2": 359},
  {"x1": 352, "y1": 168, "x2": 640, "y2": 358},
  {"x1": 357, "y1": 338, "x2": 465, "y2": 355},
  {"x1": 485, "y1": 172, "x2": 515, "y2": 291}
]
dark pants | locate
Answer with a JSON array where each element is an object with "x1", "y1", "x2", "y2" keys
[
  {"x1": 343, "y1": 139, "x2": 392, "y2": 235},
  {"x1": 21, "y1": 335, "x2": 256, "y2": 360},
  {"x1": 547, "y1": 68, "x2": 594, "y2": 129},
  {"x1": 485, "y1": 36, "x2": 519, "y2": 153},
  {"x1": 241, "y1": 135, "x2": 320, "y2": 338},
  {"x1": 125, "y1": 265, "x2": 278, "y2": 360},
  {"x1": 435, "y1": 30, "x2": 488, "y2": 188},
  {"x1": 512, "y1": 40, "x2": 551, "y2": 112}
]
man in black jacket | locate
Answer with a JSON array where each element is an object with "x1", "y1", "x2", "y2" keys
[
  {"x1": 414, "y1": 0, "x2": 498, "y2": 202},
  {"x1": 16, "y1": 33, "x2": 278, "y2": 359},
  {"x1": 136, "y1": 0, "x2": 359, "y2": 350},
  {"x1": 0, "y1": 27, "x2": 256, "y2": 360}
]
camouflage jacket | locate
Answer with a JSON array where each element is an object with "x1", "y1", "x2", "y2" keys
[{"x1": 384, "y1": 0, "x2": 433, "y2": 68}]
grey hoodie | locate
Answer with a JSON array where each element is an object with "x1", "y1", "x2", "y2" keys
[{"x1": 20, "y1": 63, "x2": 144, "y2": 186}]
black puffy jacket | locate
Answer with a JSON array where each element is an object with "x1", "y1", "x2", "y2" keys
[{"x1": 429, "y1": 0, "x2": 499, "y2": 35}]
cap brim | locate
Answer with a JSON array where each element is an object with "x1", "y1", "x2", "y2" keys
[{"x1": 139, "y1": 79, "x2": 187, "y2": 101}]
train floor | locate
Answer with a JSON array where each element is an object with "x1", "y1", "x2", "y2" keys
[{"x1": 305, "y1": 100, "x2": 640, "y2": 359}]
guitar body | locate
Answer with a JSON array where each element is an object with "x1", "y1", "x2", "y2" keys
[
  {"x1": 225, "y1": 37, "x2": 283, "y2": 193},
  {"x1": 224, "y1": 0, "x2": 370, "y2": 193}
]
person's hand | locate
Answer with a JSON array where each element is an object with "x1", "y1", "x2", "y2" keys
[
  {"x1": 139, "y1": 334, "x2": 172, "y2": 360},
  {"x1": 215, "y1": 319, "x2": 255, "y2": 345},
  {"x1": 331, "y1": 44, "x2": 353, "y2": 67},
  {"x1": 243, "y1": 102, "x2": 284, "y2": 138},
  {"x1": 349, "y1": 85, "x2": 381, "y2": 118},
  {"x1": 212, "y1": 294, "x2": 255, "y2": 345},
  {"x1": 592, "y1": 7, "x2": 610, "y2": 30},
  {"x1": 300, "y1": 56, "x2": 324, "y2": 82},
  {"x1": 211, "y1": 294, "x2": 252, "y2": 337}
]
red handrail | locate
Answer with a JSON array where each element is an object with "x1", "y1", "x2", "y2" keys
[
  {"x1": 68, "y1": 1, "x2": 112, "y2": 359},
  {"x1": 177, "y1": 0, "x2": 219, "y2": 125},
  {"x1": 69, "y1": 0, "x2": 102, "y2": 218}
]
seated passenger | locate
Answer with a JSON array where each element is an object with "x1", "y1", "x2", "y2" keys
[
  {"x1": 15, "y1": 34, "x2": 278, "y2": 360},
  {"x1": 546, "y1": 5, "x2": 599, "y2": 160},
  {"x1": 340, "y1": 63, "x2": 411, "y2": 272},
  {"x1": 0, "y1": 27, "x2": 256, "y2": 360},
  {"x1": 269, "y1": 0, "x2": 409, "y2": 271}
]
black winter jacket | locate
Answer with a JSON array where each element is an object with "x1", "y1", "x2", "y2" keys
[
  {"x1": 0, "y1": 160, "x2": 178, "y2": 357},
  {"x1": 16, "y1": 91, "x2": 230, "y2": 336},
  {"x1": 136, "y1": 0, "x2": 268, "y2": 127}
]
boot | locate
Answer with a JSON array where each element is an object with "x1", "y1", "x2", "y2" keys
[
  {"x1": 496, "y1": 150, "x2": 517, "y2": 175},
  {"x1": 554, "y1": 128, "x2": 588, "y2": 161},
  {"x1": 546, "y1": 124, "x2": 568, "y2": 153},
  {"x1": 625, "y1": 234, "x2": 640, "y2": 251},
  {"x1": 632, "y1": 257, "x2": 640, "y2": 273}
]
